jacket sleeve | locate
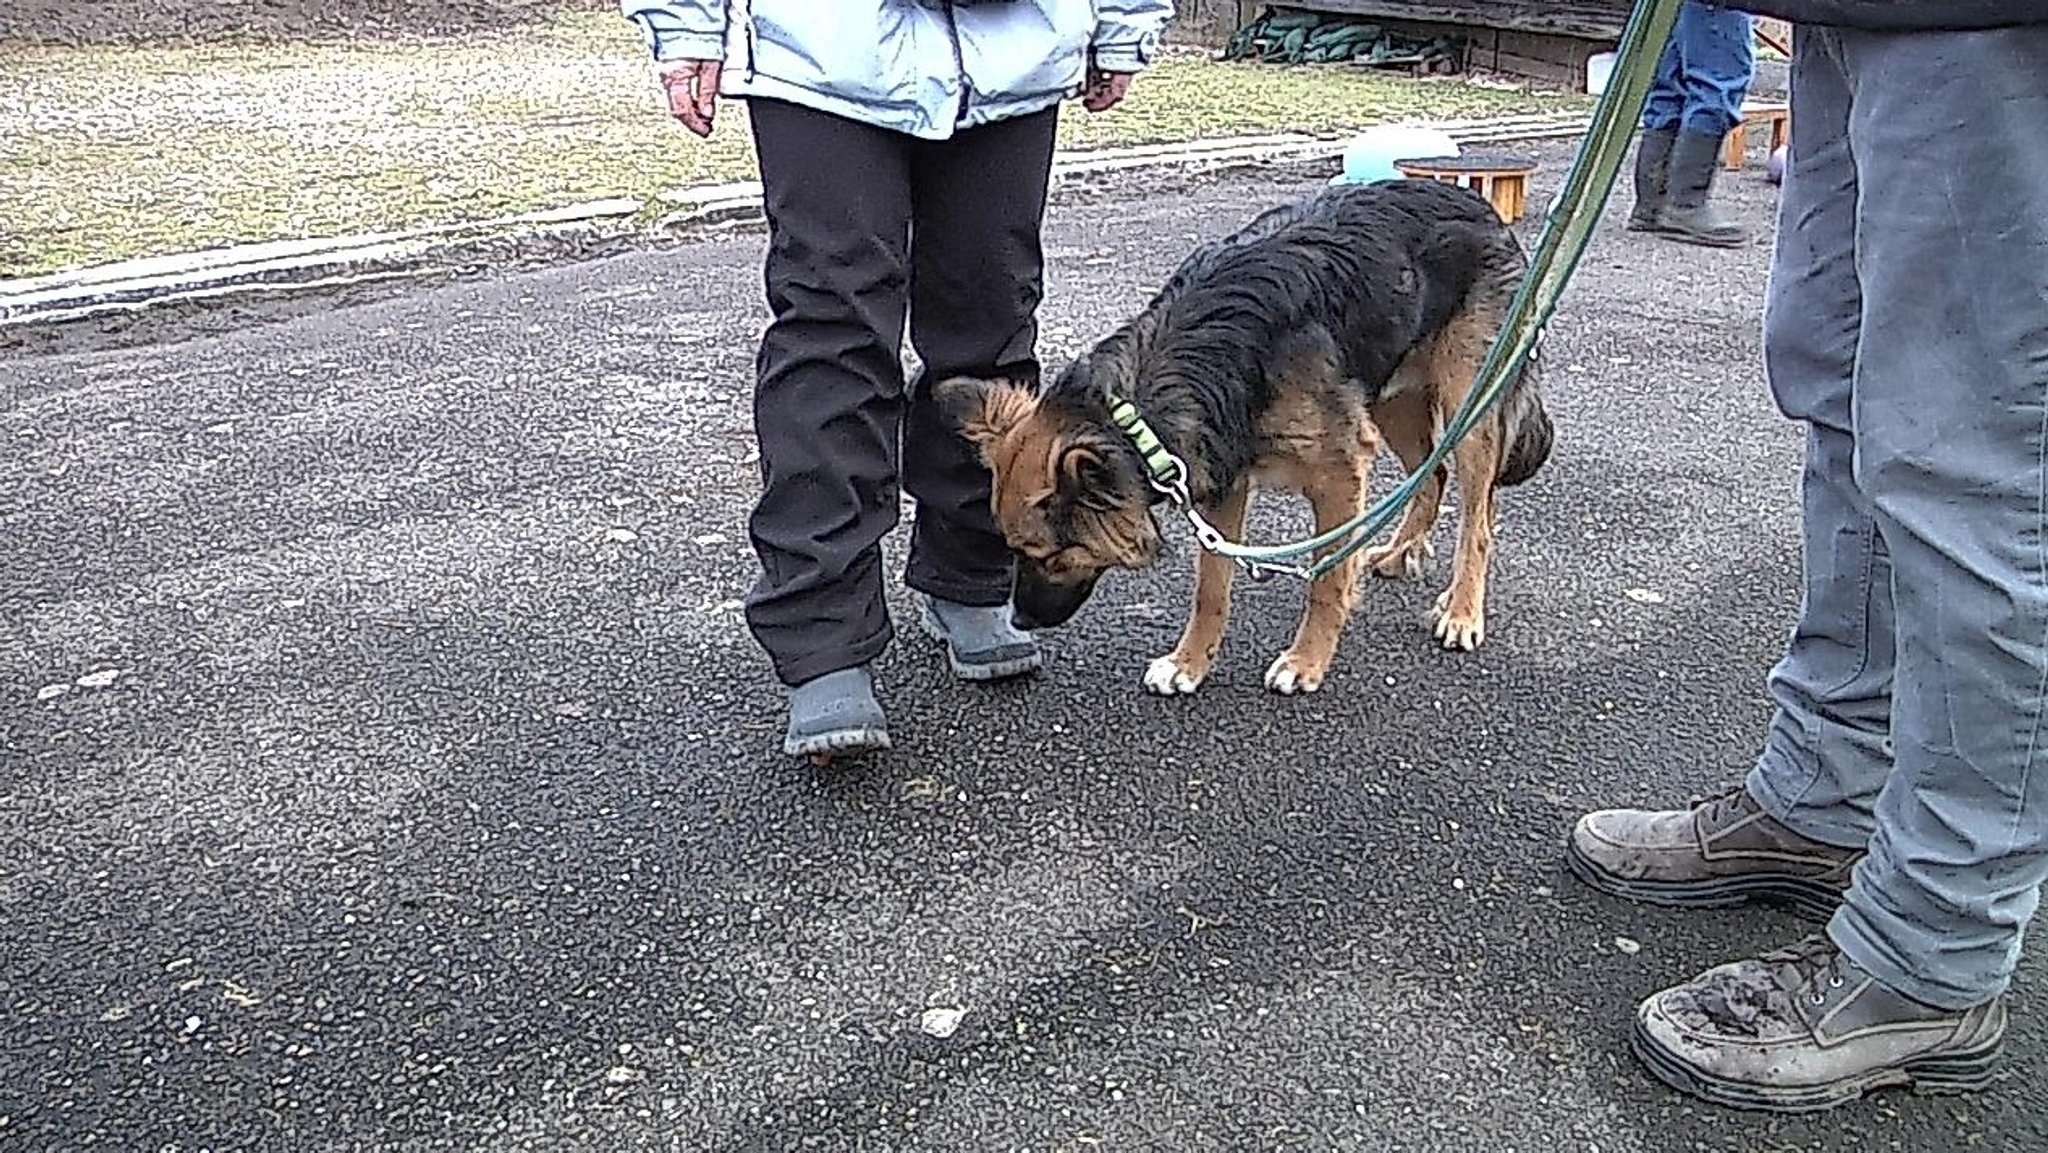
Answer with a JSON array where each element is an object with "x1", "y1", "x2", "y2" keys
[
  {"x1": 1091, "y1": 0, "x2": 1174, "y2": 72},
  {"x1": 620, "y1": 1, "x2": 727, "y2": 63}
]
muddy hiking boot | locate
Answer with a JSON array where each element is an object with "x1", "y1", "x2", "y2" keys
[
  {"x1": 1627, "y1": 128, "x2": 1677, "y2": 232},
  {"x1": 1633, "y1": 934, "x2": 2009, "y2": 1114},
  {"x1": 919, "y1": 596, "x2": 1042, "y2": 682},
  {"x1": 1567, "y1": 785, "x2": 1862, "y2": 920},
  {"x1": 783, "y1": 666, "x2": 890, "y2": 764},
  {"x1": 1657, "y1": 129, "x2": 1752, "y2": 248}
]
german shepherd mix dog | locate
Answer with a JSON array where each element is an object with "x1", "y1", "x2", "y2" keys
[{"x1": 940, "y1": 178, "x2": 1552, "y2": 695}]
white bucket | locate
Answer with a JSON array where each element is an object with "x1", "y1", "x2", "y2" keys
[
  {"x1": 1327, "y1": 124, "x2": 1462, "y2": 186},
  {"x1": 1586, "y1": 51, "x2": 1617, "y2": 96}
]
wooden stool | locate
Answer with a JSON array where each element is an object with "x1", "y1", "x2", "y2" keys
[
  {"x1": 1393, "y1": 154, "x2": 1538, "y2": 223},
  {"x1": 1723, "y1": 100, "x2": 1790, "y2": 170}
]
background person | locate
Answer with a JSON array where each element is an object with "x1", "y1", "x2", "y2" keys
[{"x1": 1626, "y1": 0, "x2": 1756, "y2": 247}]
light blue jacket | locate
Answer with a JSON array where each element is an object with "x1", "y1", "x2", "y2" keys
[{"x1": 621, "y1": 0, "x2": 1175, "y2": 140}]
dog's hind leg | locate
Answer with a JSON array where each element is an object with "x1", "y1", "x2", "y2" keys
[
  {"x1": 1363, "y1": 377, "x2": 1445, "y2": 582},
  {"x1": 1144, "y1": 479, "x2": 1252, "y2": 696},
  {"x1": 1265, "y1": 464, "x2": 1371, "y2": 695}
]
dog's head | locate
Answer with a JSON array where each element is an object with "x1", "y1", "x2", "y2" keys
[{"x1": 939, "y1": 373, "x2": 1163, "y2": 630}]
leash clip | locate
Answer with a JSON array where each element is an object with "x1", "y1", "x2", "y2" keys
[
  {"x1": 1238, "y1": 556, "x2": 1310, "y2": 583},
  {"x1": 1145, "y1": 456, "x2": 1193, "y2": 506},
  {"x1": 1140, "y1": 439, "x2": 1319, "y2": 582}
]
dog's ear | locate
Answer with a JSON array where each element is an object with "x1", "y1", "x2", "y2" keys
[
  {"x1": 1056, "y1": 440, "x2": 1110, "y2": 490},
  {"x1": 1057, "y1": 435, "x2": 1160, "y2": 567},
  {"x1": 934, "y1": 375, "x2": 1037, "y2": 447},
  {"x1": 1055, "y1": 436, "x2": 1137, "y2": 509}
]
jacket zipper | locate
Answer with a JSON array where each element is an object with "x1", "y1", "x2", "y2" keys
[
  {"x1": 941, "y1": 1, "x2": 970, "y2": 126},
  {"x1": 741, "y1": 0, "x2": 757, "y2": 82}
]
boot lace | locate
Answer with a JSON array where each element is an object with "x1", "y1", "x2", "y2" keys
[
  {"x1": 1675, "y1": 933, "x2": 1844, "y2": 1036},
  {"x1": 1761, "y1": 934, "x2": 1849, "y2": 1007},
  {"x1": 1688, "y1": 784, "x2": 1754, "y2": 830}
]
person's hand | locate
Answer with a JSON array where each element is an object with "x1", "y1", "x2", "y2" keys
[
  {"x1": 1082, "y1": 67, "x2": 1134, "y2": 113},
  {"x1": 659, "y1": 59, "x2": 723, "y2": 137}
]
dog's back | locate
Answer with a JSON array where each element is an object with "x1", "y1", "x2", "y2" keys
[
  {"x1": 1147, "y1": 181, "x2": 1517, "y2": 376},
  {"x1": 1141, "y1": 179, "x2": 1551, "y2": 486}
]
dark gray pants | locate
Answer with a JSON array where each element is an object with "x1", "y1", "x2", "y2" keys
[
  {"x1": 743, "y1": 98, "x2": 1057, "y2": 686},
  {"x1": 1742, "y1": 26, "x2": 2048, "y2": 1009}
]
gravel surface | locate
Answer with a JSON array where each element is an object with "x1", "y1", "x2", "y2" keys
[{"x1": 1, "y1": 140, "x2": 2040, "y2": 1152}]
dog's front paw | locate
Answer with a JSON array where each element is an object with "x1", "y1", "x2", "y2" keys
[
  {"x1": 1143, "y1": 653, "x2": 1207, "y2": 696},
  {"x1": 1262, "y1": 651, "x2": 1326, "y2": 695},
  {"x1": 1364, "y1": 537, "x2": 1433, "y2": 581},
  {"x1": 1430, "y1": 589, "x2": 1485, "y2": 651}
]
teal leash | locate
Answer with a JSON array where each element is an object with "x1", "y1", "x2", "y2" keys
[{"x1": 1111, "y1": 0, "x2": 1683, "y2": 583}]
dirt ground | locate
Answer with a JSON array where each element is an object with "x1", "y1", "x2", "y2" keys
[
  {"x1": 0, "y1": 8, "x2": 1582, "y2": 278},
  {"x1": 1, "y1": 0, "x2": 612, "y2": 44}
]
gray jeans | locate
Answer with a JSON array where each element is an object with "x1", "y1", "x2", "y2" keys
[{"x1": 1743, "y1": 26, "x2": 2048, "y2": 1010}]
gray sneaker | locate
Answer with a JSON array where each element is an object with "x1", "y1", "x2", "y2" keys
[
  {"x1": 919, "y1": 596, "x2": 1042, "y2": 681},
  {"x1": 783, "y1": 666, "x2": 890, "y2": 764},
  {"x1": 1567, "y1": 785, "x2": 1861, "y2": 920},
  {"x1": 1633, "y1": 934, "x2": 2008, "y2": 1114}
]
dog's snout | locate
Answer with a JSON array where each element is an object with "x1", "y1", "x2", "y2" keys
[{"x1": 1013, "y1": 562, "x2": 1099, "y2": 630}]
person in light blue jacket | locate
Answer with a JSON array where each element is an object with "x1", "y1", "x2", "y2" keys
[{"x1": 621, "y1": 1, "x2": 1174, "y2": 763}]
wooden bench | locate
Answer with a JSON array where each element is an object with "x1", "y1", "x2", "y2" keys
[
  {"x1": 1724, "y1": 100, "x2": 1790, "y2": 171},
  {"x1": 1394, "y1": 154, "x2": 1539, "y2": 224}
]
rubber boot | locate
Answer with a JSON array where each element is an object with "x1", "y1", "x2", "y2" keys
[
  {"x1": 1627, "y1": 128, "x2": 1677, "y2": 232},
  {"x1": 1659, "y1": 129, "x2": 1751, "y2": 248}
]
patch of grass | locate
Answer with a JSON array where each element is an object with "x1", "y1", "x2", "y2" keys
[
  {"x1": 0, "y1": 11, "x2": 1589, "y2": 278},
  {"x1": 1058, "y1": 57, "x2": 1582, "y2": 151}
]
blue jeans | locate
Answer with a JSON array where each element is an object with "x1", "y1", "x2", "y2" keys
[
  {"x1": 1641, "y1": 1, "x2": 1755, "y2": 138},
  {"x1": 1743, "y1": 26, "x2": 2048, "y2": 1010}
]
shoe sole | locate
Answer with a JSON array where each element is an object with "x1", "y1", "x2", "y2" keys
[
  {"x1": 919, "y1": 606, "x2": 1043, "y2": 682},
  {"x1": 1564, "y1": 837, "x2": 1844, "y2": 922},
  {"x1": 1655, "y1": 228, "x2": 1748, "y2": 248},
  {"x1": 1630, "y1": 1014, "x2": 2004, "y2": 1114},
  {"x1": 784, "y1": 724, "x2": 892, "y2": 765}
]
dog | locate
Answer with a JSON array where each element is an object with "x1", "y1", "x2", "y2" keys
[{"x1": 939, "y1": 177, "x2": 1553, "y2": 695}]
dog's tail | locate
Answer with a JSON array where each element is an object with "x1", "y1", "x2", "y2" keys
[{"x1": 1475, "y1": 231, "x2": 1553, "y2": 489}]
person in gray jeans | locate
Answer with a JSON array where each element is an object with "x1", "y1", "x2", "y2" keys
[{"x1": 1568, "y1": 3, "x2": 2048, "y2": 1113}]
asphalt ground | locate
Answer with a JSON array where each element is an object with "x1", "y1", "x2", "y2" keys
[{"x1": 2, "y1": 138, "x2": 2041, "y2": 1151}]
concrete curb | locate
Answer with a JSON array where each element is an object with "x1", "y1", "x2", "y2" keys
[
  {"x1": 646, "y1": 113, "x2": 1591, "y2": 231},
  {"x1": 0, "y1": 112, "x2": 1594, "y2": 329},
  {"x1": 0, "y1": 199, "x2": 649, "y2": 328}
]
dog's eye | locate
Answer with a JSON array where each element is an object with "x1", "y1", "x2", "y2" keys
[{"x1": 1044, "y1": 549, "x2": 1093, "y2": 577}]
